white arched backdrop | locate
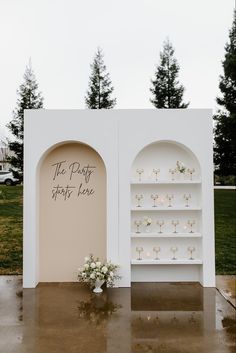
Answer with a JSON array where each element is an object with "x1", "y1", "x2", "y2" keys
[
  {"x1": 23, "y1": 110, "x2": 119, "y2": 288},
  {"x1": 23, "y1": 109, "x2": 215, "y2": 288}
]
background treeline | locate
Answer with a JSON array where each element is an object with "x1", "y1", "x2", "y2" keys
[{"x1": 4, "y1": 10, "x2": 236, "y2": 185}]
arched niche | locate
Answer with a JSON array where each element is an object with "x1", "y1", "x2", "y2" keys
[
  {"x1": 131, "y1": 140, "x2": 201, "y2": 180},
  {"x1": 130, "y1": 140, "x2": 202, "y2": 283},
  {"x1": 38, "y1": 142, "x2": 106, "y2": 282}
]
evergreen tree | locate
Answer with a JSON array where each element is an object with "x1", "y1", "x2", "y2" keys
[
  {"x1": 150, "y1": 39, "x2": 189, "y2": 108},
  {"x1": 85, "y1": 48, "x2": 116, "y2": 109},
  {"x1": 7, "y1": 62, "x2": 44, "y2": 177},
  {"x1": 214, "y1": 10, "x2": 236, "y2": 177}
]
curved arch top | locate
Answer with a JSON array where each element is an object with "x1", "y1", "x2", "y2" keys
[
  {"x1": 36, "y1": 139, "x2": 107, "y2": 176},
  {"x1": 131, "y1": 140, "x2": 201, "y2": 180}
]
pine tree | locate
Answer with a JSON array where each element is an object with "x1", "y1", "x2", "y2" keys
[
  {"x1": 7, "y1": 61, "x2": 44, "y2": 177},
  {"x1": 214, "y1": 10, "x2": 236, "y2": 177},
  {"x1": 85, "y1": 48, "x2": 116, "y2": 109},
  {"x1": 150, "y1": 39, "x2": 189, "y2": 108}
]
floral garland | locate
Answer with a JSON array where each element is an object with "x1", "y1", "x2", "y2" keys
[{"x1": 176, "y1": 160, "x2": 186, "y2": 174}]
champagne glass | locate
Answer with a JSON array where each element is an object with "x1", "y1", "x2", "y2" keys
[
  {"x1": 156, "y1": 220, "x2": 164, "y2": 233},
  {"x1": 136, "y1": 246, "x2": 144, "y2": 260},
  {"x1": 172, "y1": 220, "x2": 179, "y2": 233},
  {"x1": 134, "y1": 220, "x2": 142, "y2": 233},
  {"x1": 169, "y1": 168, "x2": 176, "y2": 181},
  {"x1": 166, "y1": 194, "x2": 174, "y2": 207},
  {"x1": 135, "y1": 194, "x2": 143, "y2": 207},
  {"x1": 188, "y1": 246, "x2": 196, "y2": 260},
  {"x1": 187, "y1": 220, "x2": 196, "y2": 233},
  {"x1": 187, "y1": 168, "x2": 195, "y2": 181},
  {"x1": 136, "y1": 168, "x2": 144, "y2": 182},
  {"x1": 153, "y1": 168, "x2": 160, "y2": 182},
  {"x1": 151, "y1": 194, "x2": 159, "y2": 207},
  {"x1": 153, "y1": 246, "x2": 161, "y2": 260},
  {"x1": 183, "y1": 194, "x2": 191, "y2": 207},
  {"x1": 171, "y1": 246, "x2": 178, "y2": 260}
]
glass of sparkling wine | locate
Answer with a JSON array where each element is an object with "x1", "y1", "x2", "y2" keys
[
  {"x1": 166, "y1": 194, "x2": 174, "y2": 207},
  {"x1": 188, "y1": 246, "x2": 196, "y2": 260},
  {"x1": 135, "y1": 194, "x2": 143, "y2": 207},
  {"x1": 134, "y1": 220, "x2": 142, "y2": 233},
  {"x1": 136, "y1": 168, "x2": 144, "y2": 182},
  {"x1": 187, "y1": 168, "x2": 195, "y2": 181},
  {"x1": 136, "y1": 246, "x2": 144, "y2": 260},
  {"x1": 153, "y1": 246, "x2": 161, "y2": 260},
  {"x1": 153, "y1": 168, "x2": 160, "y2": 182},
  {"x1": 169, "y1": 168, "x2": 176, "y2": 181},
  {"x1": 187, "y1": 220, "x2": 196, "y2": 233},
  {"x1": 156, "y1": 220, "x2": 164, "y2": 233},
  {"x1": 183, "y1": 193, "x2": 191, "y2": 207},
  {"x1": 151, "y1": 194, "x2": 159, "y2": 207},
  {"x1": 171, "y1": 246, "x2": 178, "y2": 260},
  {"x1": 172, "y1": 220, "x2": 179, "y2": 233}
]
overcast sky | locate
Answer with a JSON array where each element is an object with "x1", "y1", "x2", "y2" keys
[{"x1": 0, "y1": 0, "x2": 234, "y2": 140}]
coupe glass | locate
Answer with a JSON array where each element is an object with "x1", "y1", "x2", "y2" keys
[
  {"x1": 151, "y1": 194, "x2": 159, "y2": 207},
  {"x1": 156, "y1": 220, "x2": 164, "y2": 233},
  {"x1": 171, "y1": 246, "x2": 178, "y2": 260},
  {"x1": 188, "y1": 246, "x2": 196, "y2": 260},
  {"x1": 136, "y1": 246, "x2": 144, "y2": 260},
  {"x1": 153, "y1": 246, "x2": 161, "y2": 260}
]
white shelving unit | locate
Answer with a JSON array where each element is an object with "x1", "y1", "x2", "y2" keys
[{"x1": 130, "y1": 141, "x2": 203, "y2": 283}]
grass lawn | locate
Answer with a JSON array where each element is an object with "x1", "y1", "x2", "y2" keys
[
  {"x1": 214, "y1": 189, "x2": 236, "y2": 274},
  {"x1": 0, "y1": 185, "x2": 235, "y2": 275},
  {"x1": 0, "y1": 185, "x2": 23, "y2": 274}
]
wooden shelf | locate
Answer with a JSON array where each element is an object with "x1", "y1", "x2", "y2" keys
[
  {"x1": 131, "y1": 207, "x2": 202, "y2": 211},
  {"x1": 131, "y1": 232, "x2": 202, "y2": 238},
  {"x1": 131, "y1": 180, "x2": 201, "y2": 185},
  {"x1": 131, "y1": 259, "x2": 203, "y2": 265}
]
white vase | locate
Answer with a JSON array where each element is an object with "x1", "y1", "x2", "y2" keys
[
  {"x1": 145, "y1": 226, "x2": 151, "y2": 233},
  {"x1": 93, "y1": 280, "x2": 105, "y2": 293}
]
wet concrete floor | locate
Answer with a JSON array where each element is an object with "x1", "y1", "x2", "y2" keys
[
  {"x1": 0, "y1": 276, "x2": 235, "y2": 353},
  {"x1": 216, "y1": 275, "x2": 236, "y2": 308}
]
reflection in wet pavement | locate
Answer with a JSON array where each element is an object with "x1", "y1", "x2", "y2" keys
[
  {"x1": 216, "y1": 275, "x2": 236, "y2": 308},
  {"x1": 0, "y1": 276, "x2": 235, "y2": 353}
]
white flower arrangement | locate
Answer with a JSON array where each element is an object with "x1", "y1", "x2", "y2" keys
[
  {"x1": 143, "y1": 217, "x2": 152, "y2": 226},
  {"x1": 176, "y1": 161, "x2": 186, "y2": 174},
  {"x1": 78, "y1": 254, "x2": 121, "y2": 288}
]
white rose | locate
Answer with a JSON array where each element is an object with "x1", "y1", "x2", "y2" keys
[
  {"x1": 109, "y1": 271, "x2": 114, "y2": 277},
  {"x1": 96, "y1": 261, "x2": 101, "y2": 267},
  {"x1": 102, "y1": 266, "x2": 108, "y2": 273},
  {"x1": 82, "y1": 272, "x2": 86, "y2": 277},
  {"x1": 90, "y1": 273, "x2": 95, "y2": 279},
  {"x1": 90, "y1": 262, "x2": 96, "y2": 269},
  {"x1": 84, "y1": 264, "x2": 89, "y2": 269},
  {"x1": 84, "y1": 256, "x2": 89, "y2": 262}
]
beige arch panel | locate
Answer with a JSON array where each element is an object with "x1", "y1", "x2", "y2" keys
[{"x1": 39, "y1": 142, "x2": 106, "y2": 282}]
